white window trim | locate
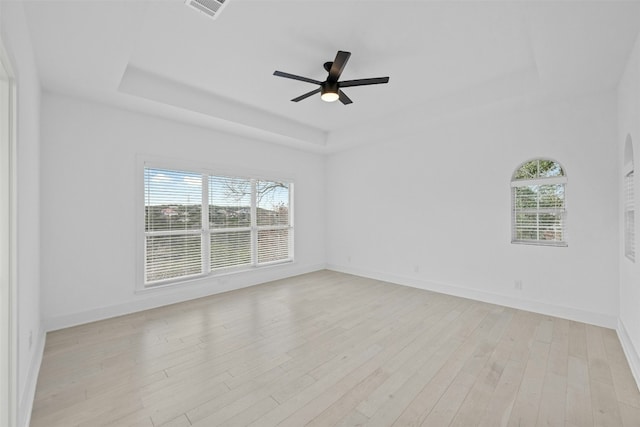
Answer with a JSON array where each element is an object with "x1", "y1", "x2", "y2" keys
[{"x1": 136, "y1": 157, "x2": 294, "y2": 291}]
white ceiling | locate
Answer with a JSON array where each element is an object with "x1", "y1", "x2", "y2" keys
[{"x1": 22, "y1": 0, "x2": 640, "y2": 152}]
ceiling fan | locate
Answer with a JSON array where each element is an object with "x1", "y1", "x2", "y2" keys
[{"x1": 273, "y1": 50, "x2": 390, "y2": 105}]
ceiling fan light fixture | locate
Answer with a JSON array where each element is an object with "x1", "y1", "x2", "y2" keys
[
  {"x1": 321, "y1": 91, "x2": 339, "y2": 102},
  {"x1": 321, "y1": 82, "x2": 339, "y2": 102}
]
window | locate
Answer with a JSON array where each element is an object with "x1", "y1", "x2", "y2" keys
[
  {"x1": 625, "y1": 169, "x2": 635, "y2": 261},
  {"x1": 624, "y1": 136, "x2": 635, "y2": 261},
  {"x1": 143, "y1": 166, "x2": 293, "y2": 287},
  {"x1": 511, "y1": 159, "x2": 567, "y2": 246}
]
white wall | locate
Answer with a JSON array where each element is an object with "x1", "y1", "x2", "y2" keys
[
  {"x1": 0, "y1": 1, "x2": 43, "y2": 426},
  {"x1": 40, "y1": 93, "x2": 326, "y2": 330},
  {"x1": 326, "y1": 90, "x2": 619, "y2": 328},
  {"x1": 618, "y1": 31, "x2": 640, "y2": 388}
]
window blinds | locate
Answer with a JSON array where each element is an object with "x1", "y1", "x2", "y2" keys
[
  {"x1": 144, "y1": 168, "x2": 203, "y2": 283},
  {"x1": 512, "y1": 183, "x2": 566, "y2": 243},
  {"x1": 257, "y1": 180, "x2": 291, "y2": 264},
  {"x1": 144, "y1": 167, "x2": 293, "y2": 286},
  {"x1": 209, "y1": 176, "x2": 252, "y2": 270},
  {"x1": 625, "y1": 171, "x2": 635, "y2": 261}
]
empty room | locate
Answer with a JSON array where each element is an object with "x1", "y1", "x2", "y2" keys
[{"x1": 3, "y1": 0, "x2": 640, "y2": 426}]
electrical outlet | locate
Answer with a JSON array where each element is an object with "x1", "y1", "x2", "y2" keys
[
  {"x1": 347, "y1": 255, "x2": 351, "y2": 263},
  {"x1": 414, "y1": 265, "x2": 419, "y2": 273},
  {"x1": 514, "y1": 280, "x2": 523, "y2": 290}
]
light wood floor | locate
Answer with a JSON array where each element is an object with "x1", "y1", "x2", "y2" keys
[{"x1": 31, "y1": 270, "x2": 640, "y2": 427}]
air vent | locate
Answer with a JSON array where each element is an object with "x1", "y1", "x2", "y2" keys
[{"x1": 185, "y1": 0, "x2": 228, "y2": 20}]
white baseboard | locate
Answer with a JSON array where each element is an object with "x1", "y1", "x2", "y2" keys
[
  {"x1": 44, "y1": 263, "x2": 326, "y2": 332},
  {"x1": 618, "y1": 319, "x2": 640, "y2": 392},
  {"x1": 19, "y1": 328, "x2": 45, "y2": 427},
  {"x1": 327, "y1": 264, "x2": 618, "y2": 329}
]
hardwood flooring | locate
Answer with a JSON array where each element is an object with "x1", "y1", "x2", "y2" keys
[{"x1": 31, "y1": 270, "x2": 640, "y2": 426}]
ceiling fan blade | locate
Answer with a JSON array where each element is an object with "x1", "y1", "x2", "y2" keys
[
  {"x1": 338, "y1": 90, "x2": 353, "y2": 105},
  {"x1": 291, "y1": 88, "x2": 321, "y2": 102},
  {"x1": 328, "y1": 51, "x2": 351, "y2": 82},
  {"x1": 339, "y1": 77, "x2": 389, "y2": 88},
  {"x1": 273, "y1": 71, "x2": 322, "y2": 86}
]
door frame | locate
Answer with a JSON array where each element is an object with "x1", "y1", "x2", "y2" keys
[{"x1": 0, "y1": 34, "x2": 17, "y2": 427}]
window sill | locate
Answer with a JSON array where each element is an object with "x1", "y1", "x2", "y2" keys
[
  {"x1": 511, "y1": 240, "x2": 568, "y2": 248},
  {"x1": 135, "y1": 259, "x2": 294, "y2": 294}
]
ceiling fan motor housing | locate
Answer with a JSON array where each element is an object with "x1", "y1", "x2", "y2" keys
[{"x1": 322, "y1": 81, "x2": 339, "y2": 94}]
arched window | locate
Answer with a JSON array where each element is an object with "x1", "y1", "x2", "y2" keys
[
  {"x1": 624, "y1": 135, "x2": 635, "y2": 261},
  {"x1": 511, "y1": 159, "x2": 567, "y2": 246}
]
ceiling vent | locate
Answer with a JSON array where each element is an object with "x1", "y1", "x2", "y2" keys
[{"x1": 185, "y1": 0, "x2": 228, "y2": 20}]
